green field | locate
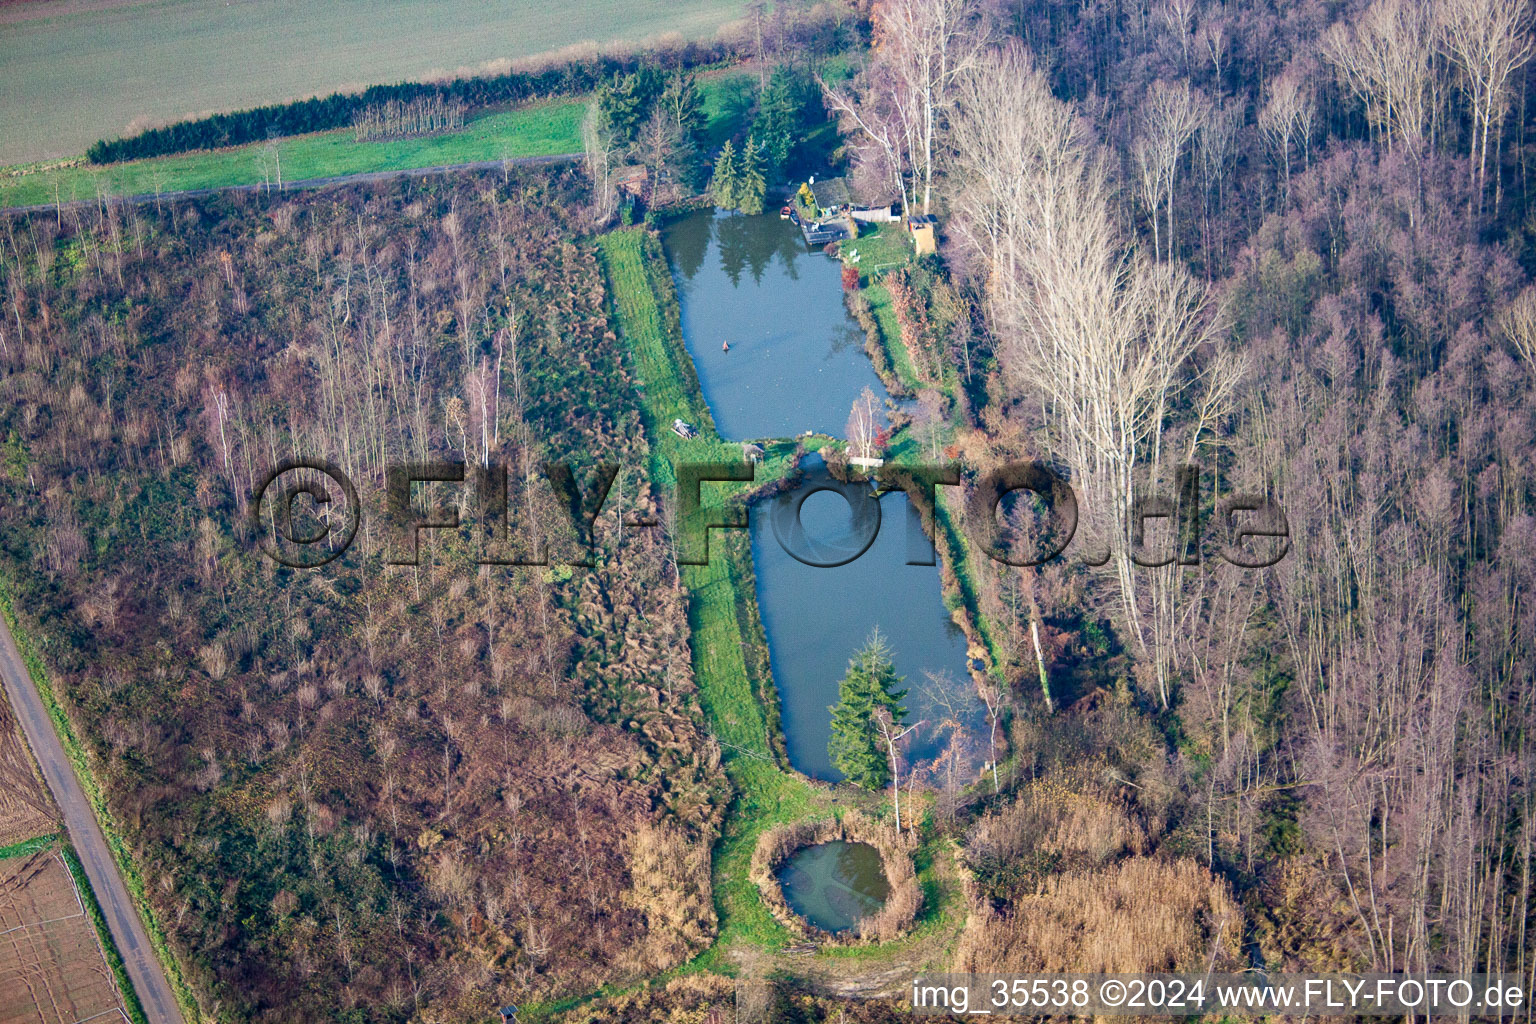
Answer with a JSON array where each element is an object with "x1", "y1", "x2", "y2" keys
[
  {"x1": 0, "y1": 100, "x2": 585, "y2": 209},
  {"x1": 0, "y1": 0, "x2": 746, "y2": 165},
  {"x1": 0, "y1": 68, "x2": 762, "y2": 211}
]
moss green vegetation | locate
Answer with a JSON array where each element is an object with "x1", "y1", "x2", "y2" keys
[
  {"x1": 863, "y1": 282, "x2": 924, "y2": 392},
  {"x1": 859, "y1": 276, "x2": 1004, "y2": 670},
  {"x1": 0, "y1": 575, "x2": 201, "y2": 1021},
  {"x1": 0, "y1": 832, "x2": 59, "y2": 859},
  {"x1": 0, "y1": 69, "x2": 766, "y2": 210},
  {"x1": 847, "y1": 222, "x2": 915, "y2": 279},
  {"x1": 59, "y1": 843, "x2": 151, "y2": 1024},
  {"x1": 591, "y1": 228, "x2": 970, "y2": 1002},
  {"x1": 0, "y1": 101, "x2": 586, "y2": 209}
]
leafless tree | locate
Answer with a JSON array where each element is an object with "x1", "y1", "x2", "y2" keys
[
  {"x1": 1497, "y1": 284, "x2": 1536, "y2": 373},
  {"x1": 825, "y1": 0, "x2": 988, "y2": 215},
  {"x1": 1133, "y1": 79, "x2": 1206, "y2": 260},
  {"x1": 873, "y1": 706, "x2": 922, "y2": 832},
  {"x1": 1259, "y1": 68, "x2": 1315, "y2": 203},
  {"x1": 1323, "y1": 0, "x2": 1438, "y2": 152},
  {"x1": 846, "y1": 385, "x2": 885, "y2": 462},
  {"x1": 1437, "y1": 0, "x2": 1535, "y2": 216},
  {"x1": 951, "y1": 46, "x2": 1240, "y2": 707},
  {"x1": 581, "y1": 100, "x2": 619, "y2": 225}
]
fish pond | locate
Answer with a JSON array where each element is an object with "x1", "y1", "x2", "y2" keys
[{"x1": 776, "y1": 840, "x2": 891, "y2": 933}]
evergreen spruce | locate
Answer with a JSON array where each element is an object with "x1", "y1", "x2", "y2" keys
[
  {"x1": 828, "y1": 630, "x2": 906, "y2": 788},
  {"x1": 737, "y1": 136, "x2": 768, "y2": 215},
  {"x1": 710, "y1": 139, "x2": 740, "y2": 210}
]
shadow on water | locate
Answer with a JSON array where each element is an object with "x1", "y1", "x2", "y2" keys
[
  {"x1": 661, "y1": 208, "x2": 887, "y2": 441},
  {"x1": 777, "y1": 841, "x2": 891, "y2": 933},
  {"x1": 750, "y1": 458, "x2": 982, "y2": 782}
]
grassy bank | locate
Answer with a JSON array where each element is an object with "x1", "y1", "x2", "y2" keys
[
  {"x1": 0, "y1": 575, "x2": 202, "y2": 1021},
  {"x1": 0, "y1": 831, "x2": 59, "y2": 859},
  {"x1": 0, "y1": 101, "x2": 585, "y2": 209}
]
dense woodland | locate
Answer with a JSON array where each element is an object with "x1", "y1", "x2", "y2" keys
[
  {"x1": 0, "y1": 170, "x2": 729, "y2": 1021},
  {"x1": 821, "y1": 0, "x2": 1536, "y2": 987}
]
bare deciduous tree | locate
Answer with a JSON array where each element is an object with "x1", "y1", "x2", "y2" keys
[
  {"x1": 581, "y1": 101, "x2": 619, "y2": 225},
  {"x1": 1133, "y1": 79, "x2": 1206, "y2": 260},
  {"x1": 825, "y1": 0, "x2": 988, "y2": 215},
  {"x1": 1323, "y1": 0, "x2": 1437, "y2": 152},
  {"x1": 1438, "y1": 0, "x2": 1535, "y2": 217},
  {"x1": 1259, "y1": 68, "x2": 1315, "y2": 203}
]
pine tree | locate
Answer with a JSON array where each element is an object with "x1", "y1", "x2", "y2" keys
[
  {"x1": 737, "y1": 136, "x2": 768, "y2": 215},
  {"x1": 710, "y1": 139, "x2": 739, "y2": 210},
  {"x1": 828, "y1": 630, "x2": 906, "y2": 788}
]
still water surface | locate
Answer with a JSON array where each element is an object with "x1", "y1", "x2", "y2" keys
[
  {"x1": 661, "y1": 208, "x2": 886, "y2": 440},
  {"x1": 777, "y1": 840, "x2": 891, "y2": 933},
  {"x1": 751, "y1": 459, "x2": 976, "y2": 780}
]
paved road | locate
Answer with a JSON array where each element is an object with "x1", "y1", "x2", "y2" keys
[
  {"x1": 0, "y1": 614, "x2": 185, "y2": 1024},
  {"x1": 0, "y1": 152, "x2": 582, "y2": 215}
]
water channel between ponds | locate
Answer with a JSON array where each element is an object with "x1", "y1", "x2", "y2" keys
[
  {"x1": 777, "y1": 841, "x2": 892, "y2": 934},
  {"x1": 661, "y1": 207, "x2": 981, "y2": 782}
]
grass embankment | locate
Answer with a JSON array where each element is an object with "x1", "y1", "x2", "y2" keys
[
  {"x1": 862, "y1": 282, "x2": 923, "y2": 393},
  {"x1": 0, "y1": 101, "x2": 585, "y2": 209},
  {"x1": 0, "y1": 575, "x2": 202, "y2": 1022},
  {"x1": 593, "y1": 228, "x2": 969, "y2": 994},
  {"x1": 859, "y1": 277, "x2": 1007, "y2": 673},
  {"x1": 596, "y1": 228, "x2": 820, "y2": 949},
  {"x1": 0, "y1": 831, "x2": 59, "y2": 859}
]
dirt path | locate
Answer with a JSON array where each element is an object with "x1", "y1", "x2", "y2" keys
[
  {"x1": 0, "y1": 152, "x2": 581, "y2": 215},
  {"x1": 0, "y1": 614, "x2": 185, "y2": 1024}
]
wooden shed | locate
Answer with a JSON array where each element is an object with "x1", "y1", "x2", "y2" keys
[{"x1": 908, "y1": 213, "x2": 938, "y2": 255}]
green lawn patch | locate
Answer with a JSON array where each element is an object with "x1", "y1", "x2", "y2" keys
[
  {"x1": 0, "y1": 832, "x2": 60, "y2": 859},
  {"x1": 845, "y1": 222, "x2": 913, "y2": 279},
  {"x1": 0, "y1": 100, "x2": 584, "y2": 209}
]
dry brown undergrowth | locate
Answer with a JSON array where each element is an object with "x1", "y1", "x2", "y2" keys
[{"x1": 955, "y1": 856, "x2": 1242, "y2": 973}]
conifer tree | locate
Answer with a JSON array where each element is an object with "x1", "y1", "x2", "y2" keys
[
  {"x1": 710, "y1": 139, "x2": 740, "y2": 210},
  {"x1": 828, "y1": 630, "x2": 906, "y2": 788},
  {"x1": 737, "y1": 136, "x2": 768, "y2": 214}
]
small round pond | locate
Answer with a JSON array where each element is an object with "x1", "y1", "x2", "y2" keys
[{"x1": 776, "y1": 840, "x2": 892, "y2": 933}]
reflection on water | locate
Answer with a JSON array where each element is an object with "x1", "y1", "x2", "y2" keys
[
  {"x1": 751, "y1": 458, "x2": 979, "y2": 781},
  {"x1": 777, "y1": 841, "x2": 891, "y2": 933},
  {"x1": 661, "y1": 208, "x2": 887, "y2": 440}
]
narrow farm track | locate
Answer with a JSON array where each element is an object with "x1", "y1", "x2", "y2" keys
[
  {"x1": 0, "y1": 152, "x2": 580, "y2": 214},
  {"x1": 0, "y1": 615, "x2": 184, "y2": 1024}
]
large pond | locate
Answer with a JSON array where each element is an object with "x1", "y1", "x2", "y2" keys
[
  {"x1": 777, "y1": 841, "x2": 891, "y2": 933},
  {"x1": 751, "y1": 457, "x2": 978, "y2": 781},
  {"x1": 661, "y1": 208, "x2": 887, "y2": 440}
]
